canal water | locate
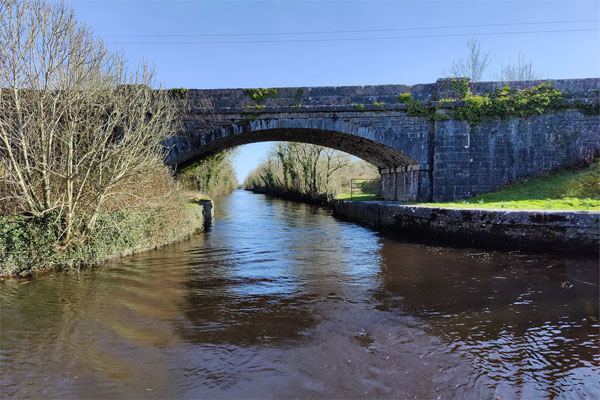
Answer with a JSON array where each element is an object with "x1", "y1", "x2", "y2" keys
[{"x1": 1, "y1": 190, "x2": 598, "y2": 399}]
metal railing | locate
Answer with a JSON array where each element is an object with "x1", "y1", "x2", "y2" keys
[{"x1": 350, "y1": 178, "x2": 381, "y2": 200}]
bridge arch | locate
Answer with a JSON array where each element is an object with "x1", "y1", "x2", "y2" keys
[
  {"x1": 164, "y1": 115, "x2": 432, "y2": 202},
  {"x1": 165, "y1": 78, "x2": 599, "y2": 202},
  {"x1": 164, "y1": 118, "x2": 420, "y2": 169}
]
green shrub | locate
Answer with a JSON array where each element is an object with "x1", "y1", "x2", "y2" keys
[
  {"x1": 177, "y1": 150, "x2": 238, "y2": 196},
  {"x1": 453, "y1": 95, "x2": 491, "y2": 126},
  {"x1": 574, "y1": 100, "x2": 600, "y2": 116},
  {"x1": 397, "y1": 93, "x2": 435, "y2": 118},
  {"x1": 450, "y1": 78, "x2": 471, "y2": 99}
]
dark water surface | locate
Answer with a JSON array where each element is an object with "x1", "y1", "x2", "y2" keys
[{"x1": 1, "y1": 190, "x2": 598, "y2": 399}]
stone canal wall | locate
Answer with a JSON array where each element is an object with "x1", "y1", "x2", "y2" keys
[{"x1": 331, "y1": 200, "x2": 599, "y2": 253}]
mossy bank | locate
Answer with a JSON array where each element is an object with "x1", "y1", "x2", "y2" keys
[{"x1": 0, "y1": 199, "x2": 213, "y2": 278}]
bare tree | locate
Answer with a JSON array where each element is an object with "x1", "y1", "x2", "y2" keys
[
  {"x1": 447, "y1": 38, "x2": 491, "y2": 82},
  {"x1": 322, "y1": 148, "x2": 349, "y2": 199},
  {"x1": 0, "y1": 0, "x2": 178, "y2": 244},
  {"x1": 497, "y1": 54, "x2": 541, "y2": 81}
]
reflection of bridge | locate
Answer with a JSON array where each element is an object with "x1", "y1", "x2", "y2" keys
[{"x1": 165, "y1": 78, "x2": 599, "y2": 202}]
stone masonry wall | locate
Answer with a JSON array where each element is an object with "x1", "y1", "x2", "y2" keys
[
  {"x1": 331, "y1": 200, "x2": 600, "y2": 254},
  {"x1": 432, "y1": 111, "x2": 600, "y2": 201},
  {"x1": 173, "y1": 78, "x2": 600, "y2": 203}
]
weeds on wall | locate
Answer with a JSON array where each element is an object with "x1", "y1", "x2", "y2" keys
[
  {"x1": 397, "y1": 81, "x2": 597, "y2": 126},
  {"x1": 453, "y1": 82, "x2": 563, "y2": 126},
  {"x1": 397, "y1": 92, "x2": 448, "y2": 119},
  {"x1": 243, "y1": 88, "x2": 279, "y2": 104}
]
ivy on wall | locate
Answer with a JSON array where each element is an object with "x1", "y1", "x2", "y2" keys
[
  {"x1": 453, "y1": 82, "x2": 563, "y2": 126},
  {"x1": 397, "y1": 81, "x2": 598, "y2": 126},
  {"x1": 243, "y1": 88, "x2": 279, "y2": 104},
  {"x1": 397, "y1": 93, "x2": 449, "y2": 120}
]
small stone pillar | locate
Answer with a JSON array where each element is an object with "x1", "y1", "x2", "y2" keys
[
  {"x1": 380, "y1": 164, "x2": 432, "y2": 202},
  {"x1": 380, "y1": 168, "x2": 395, "y2": 201}
]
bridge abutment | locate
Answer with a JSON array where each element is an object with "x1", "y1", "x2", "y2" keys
[{"x1": 381, "y1": 164, "x2": 432, "y2": 202}]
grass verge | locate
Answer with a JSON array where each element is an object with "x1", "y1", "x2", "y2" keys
[
  {"x1": 336, "y1": 193, "x2": 377, "y2": 201},
  {"x1": 416, "y1": 162, "x2": 600, "y2": 210},
  {"x1": 336, "y1": 162, "x2": 599, "y2": 210}
]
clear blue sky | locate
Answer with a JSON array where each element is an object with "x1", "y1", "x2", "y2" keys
[{"x1": 68, "y1": 0, "x2": 600, "y2": 182}]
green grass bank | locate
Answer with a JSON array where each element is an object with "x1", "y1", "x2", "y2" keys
[
  {"x1": 337, "y1": 161, "x2": 599, "y2": 210},
  {"x1": 416, "y1": 162, "x2": 599, "y2": 210}
]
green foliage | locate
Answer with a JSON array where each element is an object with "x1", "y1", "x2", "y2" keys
[
  {"x1": 437, "y1": 97, "x2": 458, "y2": 107},
  {"x1": 353, "y1": 104, "x2": 365, "y2": 110},
  {"x1": 453, "y1": 82, "x2": 563, "y2": 126},
  {"x1": 449, "y1": 78, "x2": 471, "y2": 99},
  {"x1": 336, "y1": 193, "x2": 377, "y2": 201},
  {"x1": 243, "y1": 105, "x2": 266, "y2": 120},
  {"x1": 406, "y1": 100, "x2": 434, "y2": 118},
  {"x1": 432, "y1": 112, "x2": 451, "y2": 121},
  {"x1": 243, "y1": 88, "x2": 278, "y2": 104},
  {"x1": 374, "y1": 102, "x2": 385, "y2": 109},
  {"x1": 177, "y1": 150, "x2": 238, "y2": 196},
  {"x1": 243, "y1": 143, "x2": 378, "y2": 201},
  {"x1": 397, "y1": 93, "x2": 435, "y2": 118},
  {"x1": 399, "y1": 82, "x2": 568, "y2": 126},
  {"x1": 167, "y1": 87, "x2": 189, "y2": 99},
  {"x1": 0, "y1": 203, "x2": 204, "y2": 276},
  {"x1": 452, "y1": 95, "x2": 491, "y2": 126},
  {"x1": 244, "y1": 105, "x2": 266, "y2": 111},
  {"x1": 397, "y1": 93, "x2": 413, "y2": 104}
]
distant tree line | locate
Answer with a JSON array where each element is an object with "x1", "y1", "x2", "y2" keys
[{"x1": 243, "y1": 143, "x2": 378, "y2": 201}]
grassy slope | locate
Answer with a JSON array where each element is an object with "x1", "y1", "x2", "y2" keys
[
  {"x1": 337, "y1": 163, "x2": 600, "y2": 210},
  {"x1": 418, "y1": 163, "x2": 600, "y2": 210}
]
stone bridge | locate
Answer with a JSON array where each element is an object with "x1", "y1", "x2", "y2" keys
[{"x1": 165, "y1": 78, "x2": 599, "y2": 202}]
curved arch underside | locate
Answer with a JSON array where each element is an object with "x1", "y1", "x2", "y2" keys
[{"x1": 167, "y1": 128, "x2": 418, "y2": 169}]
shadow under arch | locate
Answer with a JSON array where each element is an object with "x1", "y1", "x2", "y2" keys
[{"x1": 165, "y1": 127, "x2": 419, "y2": 170}]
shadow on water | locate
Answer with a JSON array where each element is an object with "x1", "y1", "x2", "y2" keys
[{"x1": 0, "y1": 190, "x2": 598, "y2": 399}]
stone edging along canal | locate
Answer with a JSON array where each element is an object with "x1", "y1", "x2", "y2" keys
[{"x1": 330, "y1": 200, "x2": 600, "y2": 254}]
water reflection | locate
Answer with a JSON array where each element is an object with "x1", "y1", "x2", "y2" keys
[
  {"x1": 0, "y1": 190, "x2": 597, "y2": 399},
  {"x1": 375, "y1": 242, "x2": 599, "y2": 398}
]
